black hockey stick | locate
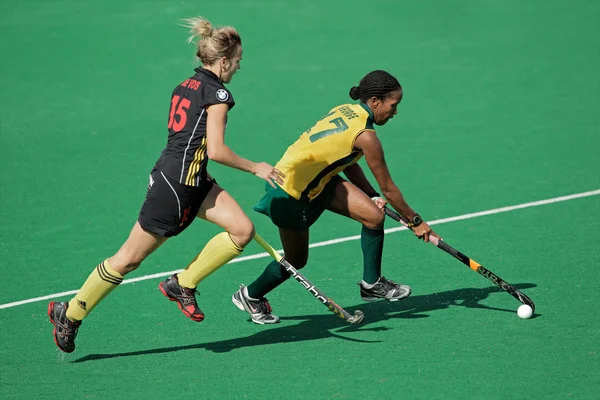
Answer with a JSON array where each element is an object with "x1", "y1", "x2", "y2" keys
[
  {"x1": 254, "y1": 234, "x2": 364, "y2": 324},
  {"x1": 384, "y1": 208, "x2": 535, "y2": 312}
]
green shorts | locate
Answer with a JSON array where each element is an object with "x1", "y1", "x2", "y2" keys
[{"x1": 253, "y1": 176, "x2": 340, "y2": 231}]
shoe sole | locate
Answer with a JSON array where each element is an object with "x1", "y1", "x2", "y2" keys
[
  {"x1": 361, "y1": 289, "x2": 412, "y2": 302},
  {"x1": 159, "y1": 282, "x2": 204, "y2": 322},
  {"x1": 231, "y1": 292, "x2": 279, "y2": 325},
  {"x1": 48, "y1": 301, "x2": 74, "y2": 353}
]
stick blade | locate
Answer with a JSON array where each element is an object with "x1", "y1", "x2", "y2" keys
[{"x1": 349, "y1": 310, "x2": 365, "y2": 325}]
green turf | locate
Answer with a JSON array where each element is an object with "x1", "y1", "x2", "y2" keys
[{"x1": 1, "y1": 1, "x2": 599, "y2": 399}]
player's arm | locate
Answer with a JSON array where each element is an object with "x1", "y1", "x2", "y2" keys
[
  {"x1": 354, "y1": 130, "x2": 438, "y2": 242},
  {"x1": 205, "y1": 103, "x2": 284, "y2": 187},
  {"x1": 342, "y1": 163, "x2": 380, "y2": 198}
]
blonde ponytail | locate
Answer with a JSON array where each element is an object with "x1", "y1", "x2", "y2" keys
[
  {"x1": 182, "y1": 16, "x2": 241, "y2": 66},
  {"x1": 183, "y1": 16, "x2": 213, "y2": 43}
]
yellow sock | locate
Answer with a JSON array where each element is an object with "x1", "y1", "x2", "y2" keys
[
  {"x1": 66, "y1": 259, "x2": 124, "y2": 322},
  {"x1": 177, "y1": 232, "x2": 243, "y2": 288}
]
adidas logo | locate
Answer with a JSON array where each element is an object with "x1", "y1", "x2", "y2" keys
[{"x1": 77, "y1": 299, "x2": 87, "y2": 310}]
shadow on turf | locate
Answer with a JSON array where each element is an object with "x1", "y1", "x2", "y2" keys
[{"x1": 73, "y1": 283, "x2": 537, "y2": 363}]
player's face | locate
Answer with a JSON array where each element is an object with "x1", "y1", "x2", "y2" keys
[
  {"x1": 221, "y1": 46, "x2": 243, "y2": 83},
  {"x1": 373, "y1": 89, "x2": 403, "y2": 125}
]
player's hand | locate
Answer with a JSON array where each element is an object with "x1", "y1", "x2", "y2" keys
[
  {"x1": 411, "y1": 222, "x2": 440, "y2": 243},
  {"x1": 254, "y1": 162, "x2": 285, "y2": 188},
  {"x1": 371, "y1": 196, "x2": 388, "y2": 211}
]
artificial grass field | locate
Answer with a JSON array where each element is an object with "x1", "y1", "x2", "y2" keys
[{"x1": 1, "y1": 1, "x2": 599, "y2": 399}]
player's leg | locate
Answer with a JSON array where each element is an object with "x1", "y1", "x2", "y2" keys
[
  {"x1": 327, "y1": 177, "x2": 384, "y2": 282},
  {"x1": 72, "y1": 221, "x2": 167, "y2": 320},
  {"x1": 232, "y1": 181, "x2": 315, "y2": 324},
  {"x1": 49, "y1": 169, "x2": 191, "y2": 352},
  {"x1": 174, "y1": 184, "x2": 253, "y2": 288},
  {"x1": 327, "y1": 178, "x2": 411, "y2": 301},
  {"x1": 248, "y1": 227, "x2": 309, "y2": 297},
  {"x1": 233, "y1": 227, "x2": 308, "y2": 324},
  {"x1": 49, "y1": 222, "x2": 167, "y2": 352},
  {"x1": 159, "y1": 183, "x2": 253, "y2": 321}
]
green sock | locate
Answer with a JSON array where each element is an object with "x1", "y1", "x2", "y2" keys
[
  {"x1": 247, "y1": 260, "x2": 290, "y2": 299},
  {"x1": 361, "y1": 225, "x2": 384, "y2": 284}
]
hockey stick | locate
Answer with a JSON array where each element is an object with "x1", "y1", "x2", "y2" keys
[
  {"x1": 253, "y1": 233, "x2": 364, "y2": 324},
  {"x1": 383, "y1": 208, "x2": 535, "y2": 312}
]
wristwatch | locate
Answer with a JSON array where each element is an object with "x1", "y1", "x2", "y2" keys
[{"x1": 407, "y1": 214, "x2": 423, "y2": 228}]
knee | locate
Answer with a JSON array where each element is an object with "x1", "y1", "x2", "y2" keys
[
  {"x1": 278, "y1": 258, "x2": 306, "y2": 282},
  {"x1": 363, "y1": 209, "x2": 385, "y2": 230},
  {"x1": 108, "y1": 253, "x2": 145, "y2": 275},
  {"x1": 229, "y1": 218, "x2": 255, "y2": 248},
  {"x1": 285, "y1": 254, "x2": 308, "y2": 270}
]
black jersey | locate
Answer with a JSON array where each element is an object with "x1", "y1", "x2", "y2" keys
[{"x1": 154, "y1": 68, "x2": 235, "y2": 187}]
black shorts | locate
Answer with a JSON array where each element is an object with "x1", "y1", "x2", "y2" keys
[{"x1": 138, "y1": 169, "x2": 214, "y2": 237}]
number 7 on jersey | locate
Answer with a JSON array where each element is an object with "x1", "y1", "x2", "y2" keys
[{"x1": 309, "y1": 117, "x2": 349, "y2": 142}]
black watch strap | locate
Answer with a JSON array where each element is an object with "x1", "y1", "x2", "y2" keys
[{"x1": 407, "y1": 214, "x2": 423, "y2": 228}]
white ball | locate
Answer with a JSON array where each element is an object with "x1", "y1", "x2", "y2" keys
[{"x1": 517, "y1": 305, "x2": 533, "y2": 319}]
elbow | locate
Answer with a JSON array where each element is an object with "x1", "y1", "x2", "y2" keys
[
  {"x1": 381, "y1": 188, "x2": 394, "y2": 198},
  {"x1": 207, "y1": 147, "x2": 218, "y2": 161},
  {"x1": 380, "y1": 184, "x2": 398, "y2": 198},
  {"x1": 207, "y1": 146, "x2": 223, "y2": 163}
]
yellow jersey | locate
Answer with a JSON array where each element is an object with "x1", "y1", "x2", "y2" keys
[{"x1": 276, "y1": 103, "x2": 374, "y2": 201}]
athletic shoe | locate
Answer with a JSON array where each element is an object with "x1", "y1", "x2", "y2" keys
[
  {"x1": 359, "y1": 276, "x2": 412, "y2": 302},
  {"x1": 232, "y1": 285, "x2": 279, "y2": 324},
  {"x1": 159, "y1": 274, "x2": 204, "y2": 322},
  {"x1": 48, "y1": 301, "x2": 81, "y2": 353}
]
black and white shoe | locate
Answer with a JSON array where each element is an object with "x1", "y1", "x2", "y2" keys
[
  {"x1": 232, "y1": 285, "x2": 279, "y2": 325},
  {"x1": 359, "y1": 276, "x2": 411, "y2": 302}
]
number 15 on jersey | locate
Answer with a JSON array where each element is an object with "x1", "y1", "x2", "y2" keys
[{"x1": 168, "y1": 95, "x2": 191, "y2": 132}]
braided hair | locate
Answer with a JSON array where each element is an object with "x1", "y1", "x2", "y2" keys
[{"x1": 349, "y1": 70, "x2": 401, "y2": 103}]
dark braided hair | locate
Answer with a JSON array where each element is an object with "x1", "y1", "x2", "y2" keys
[{"x1": 349, "y1": 70, "x2": 401, "y2": 103}]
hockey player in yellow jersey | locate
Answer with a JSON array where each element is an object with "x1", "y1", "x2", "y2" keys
[
  {"x1": 232, "y1": 70, "x2": 440, "y2": 324},
  {"x1": 276, "y1": 103, "x2": 372, "y2": 202}
]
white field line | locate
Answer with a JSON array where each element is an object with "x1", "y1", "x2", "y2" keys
[{"x1": 2, "y1": 188, "x2": 599, "y2": 310}]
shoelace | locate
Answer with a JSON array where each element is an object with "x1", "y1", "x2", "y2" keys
[
  {"x1": 58, "y1": 319, "x2": 80, "y2": 338},
  {"x1": 380, "y1": 277, "x2": 400, "y2": 291},
  {"x1": 179, "y1": 287, "x2": 200, "y2": 306}
]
